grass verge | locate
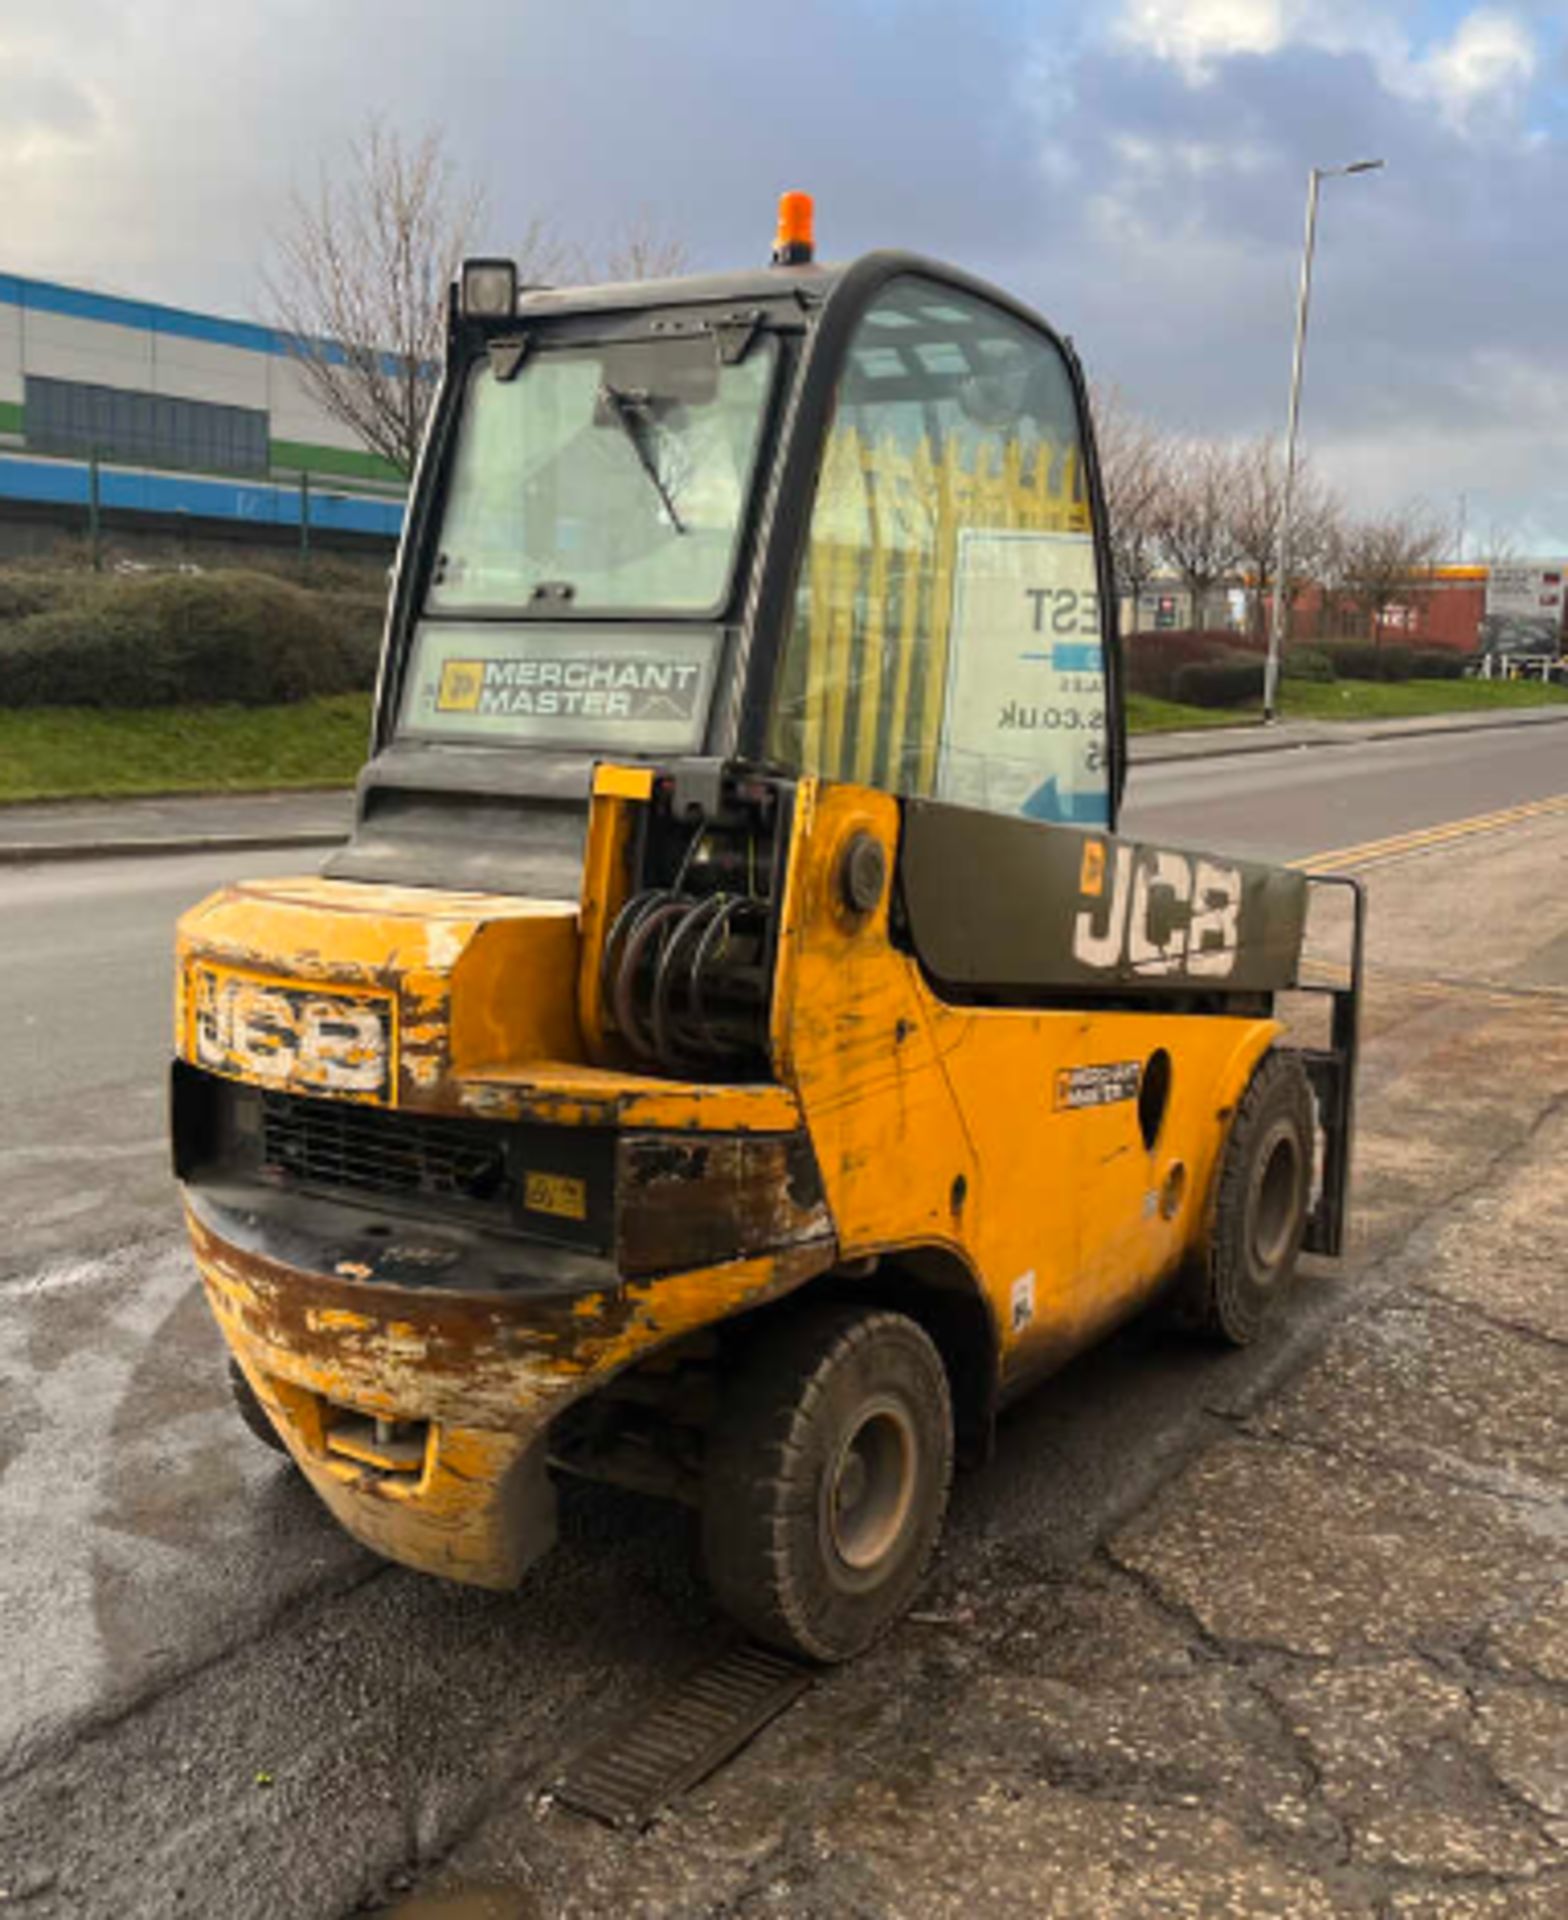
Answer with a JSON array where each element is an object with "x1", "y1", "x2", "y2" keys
[
  {"x1": 0, "y1": 693, "x2": 371, "y2": 803},
  {"x1": 3, "y1": 675, "x2": 1568, "y2": 804},
  {"x1": 1126, "y1": 693, "x2": 1252, "y2": 732},
  {"x1": 1129, "y1": 675, "x2": 1568, "y2": 734},
  {"x1": 1280, "y1": 677, "x2": 1568, "y2": 721}
]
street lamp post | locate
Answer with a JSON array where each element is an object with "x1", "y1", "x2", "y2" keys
[{"x1": 1263, "y1": 158, "x2": 1384, "y2": 722}]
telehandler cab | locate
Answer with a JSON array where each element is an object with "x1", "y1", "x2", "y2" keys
[{"x1": 173, "y1": 195, "x2": 1361, "y2": 1662}]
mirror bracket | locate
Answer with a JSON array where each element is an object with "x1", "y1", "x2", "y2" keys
[
  {"x1": 711, "y1": 310, "x2": 764, "y2": 366},
  {"x1": 487, "y1": 336, "x2": 531, "y2": 382}
]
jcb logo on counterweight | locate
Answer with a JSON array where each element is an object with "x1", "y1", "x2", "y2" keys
[
  {"x1": 1071, "y1": 844, "x2": 1241, "y2": 978},
  {"x1": 192, "y1": 966, "x2": 393, "y2": 1099}
]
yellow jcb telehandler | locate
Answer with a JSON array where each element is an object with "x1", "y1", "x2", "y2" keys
[{"x1": 173, "y1": 195, "x2": 1361, "y2": 1661}]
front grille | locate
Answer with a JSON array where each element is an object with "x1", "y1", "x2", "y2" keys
[
  {"x1": 174, "y1": 1066, "x2": 617, "y2": 1251},
  {"x1": 260, "y1": 1091, "x2": 508, "y2": 1212}
]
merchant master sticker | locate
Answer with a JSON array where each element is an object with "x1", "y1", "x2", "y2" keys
[
  {"x1": 452, "y1": 654, "x2": 704, "y2": 720},
  {"x1": 437, "y1": 659, "x2": 485, "y2": 712}
]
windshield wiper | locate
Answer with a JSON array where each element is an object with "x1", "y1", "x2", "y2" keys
[{"x1": 596, "y1": 382, "x2": 688, "y2": 535}]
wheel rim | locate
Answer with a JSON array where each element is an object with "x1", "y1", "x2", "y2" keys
[
  {"x1": 1250, "y1": 1121, "x2": 1303, "y2": 1275},
  {"x1": 824, "y1": 1397, "x2": 919, "y2": 1576}
]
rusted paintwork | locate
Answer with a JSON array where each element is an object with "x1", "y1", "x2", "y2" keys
[
  {"x1": 461, "y1": 1064, "x2": 802, "y2": 1133},
  {"x1": 191, "y1": 1199, "x2": 836, "y2": 1585},
  {"x1": 242, "y1": 1353, "x2": 555, "y2": 1589},
  {"x1": 191, "y1": 1202, "x2": 832, "y2": 1425},
  {"x1": 617, "y1": 1130, "x2": 829, "y2": 1276}
]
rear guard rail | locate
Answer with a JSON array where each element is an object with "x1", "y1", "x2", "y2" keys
[{"x1": 1293, "y1": 873, "x2": 1366, "y2": 1259}]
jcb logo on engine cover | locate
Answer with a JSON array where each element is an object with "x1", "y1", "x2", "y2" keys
[
  {"x1": 191, "y1": 965, "x2": 394, "y2": 1100},
  {"x1": 1072, "y1": 844, "x2": 1242, "y2": 979}
]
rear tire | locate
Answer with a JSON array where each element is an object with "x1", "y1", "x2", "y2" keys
[
  {"x1": 1186, "y1": 1049, "x2": 1315, "y2": 1346},
  {"x1": 701, "y1": 1305, "x2": 953, "y2": 1664},
  {"x1": 227, "y1": 1357, "x2": 290, "y2": 1456}
]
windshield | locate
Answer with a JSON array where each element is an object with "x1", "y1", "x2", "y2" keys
[{"x1": 425, "y1": 333, "x2": 778, "y2": 616}]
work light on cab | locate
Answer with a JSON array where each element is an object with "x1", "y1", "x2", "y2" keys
[{"x1": 460, "y1": 257, "x2": 518, "y2": 318}]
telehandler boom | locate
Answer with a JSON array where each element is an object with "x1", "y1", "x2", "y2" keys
[{"x1": 173, "y1": 195, "x2": 1360, "y2": 1661}]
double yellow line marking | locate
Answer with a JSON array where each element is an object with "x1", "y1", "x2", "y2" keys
[{"x1": 1292, "y1": 792, "x2": 1568, "y2": 875}]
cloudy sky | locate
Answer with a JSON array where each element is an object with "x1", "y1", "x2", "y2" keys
[{"x1": 5, "y1": 1, "x2": 1567, "y2": 546}]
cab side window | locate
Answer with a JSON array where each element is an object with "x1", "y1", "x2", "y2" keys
[{"x1": 768, "y1": 277, "x2": 1108, "y2": 824}]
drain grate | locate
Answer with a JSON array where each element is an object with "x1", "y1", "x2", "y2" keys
[{"x1": 554, "y1": 1643, "x2": 814, "y2": 1829}]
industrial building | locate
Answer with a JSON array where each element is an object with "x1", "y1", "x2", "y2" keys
[
  {"x1": 1129, "y1": 562, "x2": 1568, "y2": 656},
  {"x1": 0, "y1": 272, "x2": 406, "y2": 556}
]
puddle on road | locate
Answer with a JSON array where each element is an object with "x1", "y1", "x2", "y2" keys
[{"x1": 375, "y1": 1892, "x2": 538, "y2": 1920}]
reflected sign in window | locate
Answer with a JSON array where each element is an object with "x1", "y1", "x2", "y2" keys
[{"x1": 938, "y1": 529, "x2": 1108, "y2": 825}]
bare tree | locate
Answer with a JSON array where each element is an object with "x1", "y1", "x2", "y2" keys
[
  {"x1": 1285, "y1": 478, "x2": 1345, "y2": 608},
  {"x1": 1476, "y1": 521, "x2": 1521, "y2": 569},
  {"x1": 266, "y1": 123, "x2": 488, "y2": 476},
  {"x1": 512, "y1": 213, "x2": 575, "y2": 290},
  {"x1": 1091, "y1": 385, "x2": 1171, "y2": 624},
  {"x1": 1152, "y1": 437, "x2": 1243, "y2": 630},
  {"x1": 1226, "y1": 435, "x2": 1342, "y2": 637},
  {"x1": 268, "y1": 128, "x2": 691, "y2": 476},
  {"x1": 1331, "y1": 505, "x2": 1447, "y2": 640},
  {"x1": 591, "y1": 209, "x2": 692, "y2": 284}
]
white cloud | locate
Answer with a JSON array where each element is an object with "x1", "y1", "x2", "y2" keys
[
  {"x1": 1111, "y1": 0, "x2": 1287, "y2": 81},
  {"x1": 1413, "y1": 10, "x2": 1537, "y2": 123},
  {"x1": 1108, "y1": 1, "x2": 1542, "y2": 128},
  {"x1": 0, "y1": 33, "x2": 106, "y2": 166}
]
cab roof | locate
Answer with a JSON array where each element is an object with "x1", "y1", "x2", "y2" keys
[{"x1": 514, "y1": 260, "x2": 841, "y2": 321}]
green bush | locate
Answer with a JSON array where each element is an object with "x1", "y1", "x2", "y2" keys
[
  {"x1": 1409, "y1": 648, "x2": 1470, "y2": 680},
  {"x1": 1282, "y1": 647, "x2": 1336, "y2": 683},
  {"x1": 238, "y1": 552, "x2": 394, "y2": 595},
  {"x1": 1318, "y1": 641, "x2": 1378, "y2": 680},
  {"x1": 1172, "y1": 659, "x2": 1265, "y2": 708},
  {"x1": 1319, "y1": 641, "x2": 1417, "y2": 682},
  {"x1": 0, "y1": 571, "x2": 73, "y2": 622},
  {"x1": 0, "y1": 570, "x2": 383, "y2": 708},
  {"x1": 1123, "y1": 630, "x2": 1257, "y2": 700}
]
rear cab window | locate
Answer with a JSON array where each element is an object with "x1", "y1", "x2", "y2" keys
[{"x1": 768, "y1": 276, "x2": 1108, "y2": 825}]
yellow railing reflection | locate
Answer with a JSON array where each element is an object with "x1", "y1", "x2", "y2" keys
[{"x1": 787, "y1": 427, "x2": 1090, "y2": 791}]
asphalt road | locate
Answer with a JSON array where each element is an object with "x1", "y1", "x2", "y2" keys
[
  {"x1": 1, "y1": 846, "x2": 317, "y2": 1273},
  {"x1": 1121, "y1": 713, "x2": 1568, "y2": 860},
  {"x1": 2, "y1": 723, "x2": 1566, "y2": 1917}
]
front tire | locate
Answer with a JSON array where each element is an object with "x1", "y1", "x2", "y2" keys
[
  {"x1": 1186, "y1": 1049, "x2": 1315, "y2": 1346},
  {"x1": 701, "y1": 1305, "x2": 953, "y2": 1663}
]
